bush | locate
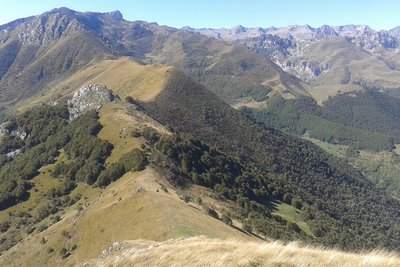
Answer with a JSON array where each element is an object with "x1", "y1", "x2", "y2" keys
[
  {"x1": 204, "y1": 206, "x2": 219, "y2": 219},
  {"x1": 0, "y1": 221, "x2": 10, "y2": 233},
  {"x1": 221, "y1": 214, "x2": 233, "y2": 226},
  {"x1": 286, "y1": 221, "x2": 301, "y2": 233},
  {"x1": 291, "y1": 198, "x2": 303, "y2": 209},
  {"x1": 131, "y1": 130, "x2": 141, "y2": 138},
  {"x1": 59, "y1": 247, "x2": 68, "y2": 258},
  {"x1": 182, "y1": 195, "x2": 191, "y2": 203},
  {"x1": 26, "y1": 226, "x2": 35, "y2": 234},
  {"x1": 142, "y1": 127, "x2": 160, "y2": 144},
  {"x1": 37, "y1": 224, "x2": 48, "y2": 233},
  {"x1": 97, "y1": 149, "x2": 148, "y2": 187},
  {"x1": 51, "y1": 215, "x2": 61, "y2": 223},
  {"x1": 243, "y1": 220, "x2": 253, "y2": 233},
  {"x1": 61, "y1": 229, "x2": 71, "y2": 238},
  {"x1": 195, "y1": 197, "x2": 203, "y2": 205},
  {"x1": 312, "y1": 227, "x2": 323, "y2": 237},
  {"x1": 125, "y1": 96, "x2": 137, "y2": 105}
]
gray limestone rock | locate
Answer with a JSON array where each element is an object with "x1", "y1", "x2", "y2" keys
[{"x1": 67, "y1": 84, "x2": 115, "y2": 120}]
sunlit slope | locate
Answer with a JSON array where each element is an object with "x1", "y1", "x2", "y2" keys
[
  {"x1": 25, "y1": 57, "x2": 172, "y2": 108},
  {"x1": 80, "y1": 236, "x2": 400, "y2": 267},
  {"x1": 0, "y1": 101, "x2": 253, "y2": 267}
]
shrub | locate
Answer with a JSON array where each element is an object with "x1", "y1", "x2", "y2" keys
[
  {"x1": 0, "y1": 221, "x2": 10, "y2": 233},
  {"x1": 125, "y1": 96, "x2": 137, "y2": 104},
  {"x1": 182, "y1": 195, "x2": 191, "y2": 203},
  {"x1": 59, "y1": 247, "x2": 68, "y2": 258},
  {"x1": 221, "y1": 214, "x2": 233, "y2": 226},
  {"x1": 61, "y1": 229, "x2": 71, "y2": 238},
  {"x1": 195, "y1": 197, "x2": 203, "y2": 205},
  {"x1": 97, "y1": 149, "x2": 148, "y2": 187},
  {"x1": 291, "y1": 198, "x2": 303, "y2": 209},
  {"x1": 26, "y1": 226, "x2": 35, "y2": 234},
  {"x1": 286, "y1": 221, "x2": 301, "y2": 233},
  {"x1": 37, "y1": 224, "x2": 48, "y2": 233},
  {"x1": 51, "y1": 215, "x2": 61, "y2": 223},
  {"x1": 312, "y1": 227, "x2": 323, "y2": 237},
  {"x1": 243, "y1": 220, "x2": 253, "y2": 233},
  {"x1": 131, "y1": 130, "x2": 141, "y2": 138},
  {"x1": 205, "y1": 206, "x2": 219, "y2": 219}
]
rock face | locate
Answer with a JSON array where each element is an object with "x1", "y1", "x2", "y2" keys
[
  {"x1": 0, "y1": 123, "x2": 27, "y2": 140},
  {"x1": 187, "y1": 24, "x2": 400, "y2": 83},
  {"x1": 68, "y1": 84, "x2": 115, "y2": 119}
]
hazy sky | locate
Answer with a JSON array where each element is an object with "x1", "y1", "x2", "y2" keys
[{"x1": 0, "y1": 0, "x2": 399, "y2": 30}]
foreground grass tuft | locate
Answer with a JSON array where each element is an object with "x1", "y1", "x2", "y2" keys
[{"x1": 81, "y1": 236, "x2": 400, "y2": 267}]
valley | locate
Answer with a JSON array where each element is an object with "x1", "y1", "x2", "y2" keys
[{"x1": 0, "y1": 6, "x2": 399, "y2": 266}]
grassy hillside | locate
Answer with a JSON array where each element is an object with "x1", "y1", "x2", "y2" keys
[
  {"x1": 0, "y1": 31, "x2": 114, "y2": 113},
  {"x1": 0, "y1": 8, "x2": 312, "y2": 120},
  {"x1": 239, "y1": 35, "x2": 400, "y2": 102},
  {"x1": 0, "y1": 100, "x2": 255, "y2": 266},
  {"x1": 304, "y1": 137, "x2": 400, "y2": 199},
  {"x1": 153, "y1": 41, "x2": 311, "y2": 104},
  {"x1": 307, "y1": 38, "x2": 400, "y2": 90},
  {"x1": 132, "y1": 69, "x2": 400, "y2": 251},
  {"x1": 1, "y1": 53, "x2": 400, "y2": 253}
]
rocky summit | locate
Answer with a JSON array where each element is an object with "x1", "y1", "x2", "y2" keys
[{"x1": 67, "y1": 84, "x2": 115, "y2": 119}]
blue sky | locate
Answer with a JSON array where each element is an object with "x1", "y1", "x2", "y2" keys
[{"x1": 0, "y1": 0, "x2": 399, "y2": 30}]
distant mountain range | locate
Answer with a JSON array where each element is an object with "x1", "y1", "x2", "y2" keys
[
  {"x1": 184, "y1": 23, "x2": 400, "y2": 43},
  {"x1": 185, "y1": 24, "x2": 400, "y2": 99}
]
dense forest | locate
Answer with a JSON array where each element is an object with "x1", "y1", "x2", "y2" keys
[
  {"x1": 149, "y1": 132, "x2": 400, "y2": 251},
  {"x1": 138, "y1": 75, "x2": 400, "y2": 251},
  {"x1": 243, "y1": 91, "x2": 400, "y2": 151},
  {"x1": 0, "y1": 93, "x2": 399, "y2": 252},
  {"x1": 0, "y1": 105, "x2": 147, "y2": 210}
]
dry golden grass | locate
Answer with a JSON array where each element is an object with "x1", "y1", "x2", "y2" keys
[
  {"x1": 262, "y1": 75, "x2": 296, "y2": 100},
  {"x1": 18, "y1": 57, "x2": 172, "y2": 113},
  {"x1": 98, "y1": 103, "x2": 140, "y2": 163},
  {"x1": 306, "y1": 84, "x2": 362, "y2": 105},
  {"x1": 78, "y1": 58, "x2": 172, "y2": 101},
  {"x1": 231, "y1": 97, "x2": 268, "y2": 110},
  {"x1": 0, "y1": 166, "x2": 252, "y2": 267},
  {"x1": 81, "y1": 236, "x2": 400, "y2": 267},
  {"x1": 97, "y1": 101, "x2": 171, "y2": 163},
  {"x1": 52, "y1": 57, "x2": 171, "y2": 101}
]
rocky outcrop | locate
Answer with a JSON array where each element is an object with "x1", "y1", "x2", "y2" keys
[
  {"x1": 0, "y1": 123, "x2": 27, "y2": 140},
  {"x1": 280, "y1": 60, "x2": 330, "y2": 80},
  {"x1": 67, "y1": 84, "x2": 115, "y2": 120},
  {"x1": 190, "y1": 24, "x2": 400, "y2": 82}
]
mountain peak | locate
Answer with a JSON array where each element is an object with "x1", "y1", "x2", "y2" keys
[
  {"x1": 47, "y1": 7, "x2": 77, "y2": 17},
  {"x1": 232, "y1": 25, "x2": 246, "y2": 34},
  {"x1": 316, "y1": 25, "x2": 337, "y2": 36},
  {"x1": 108, "y1": 10, "x2": 124, "y2": 20}
]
